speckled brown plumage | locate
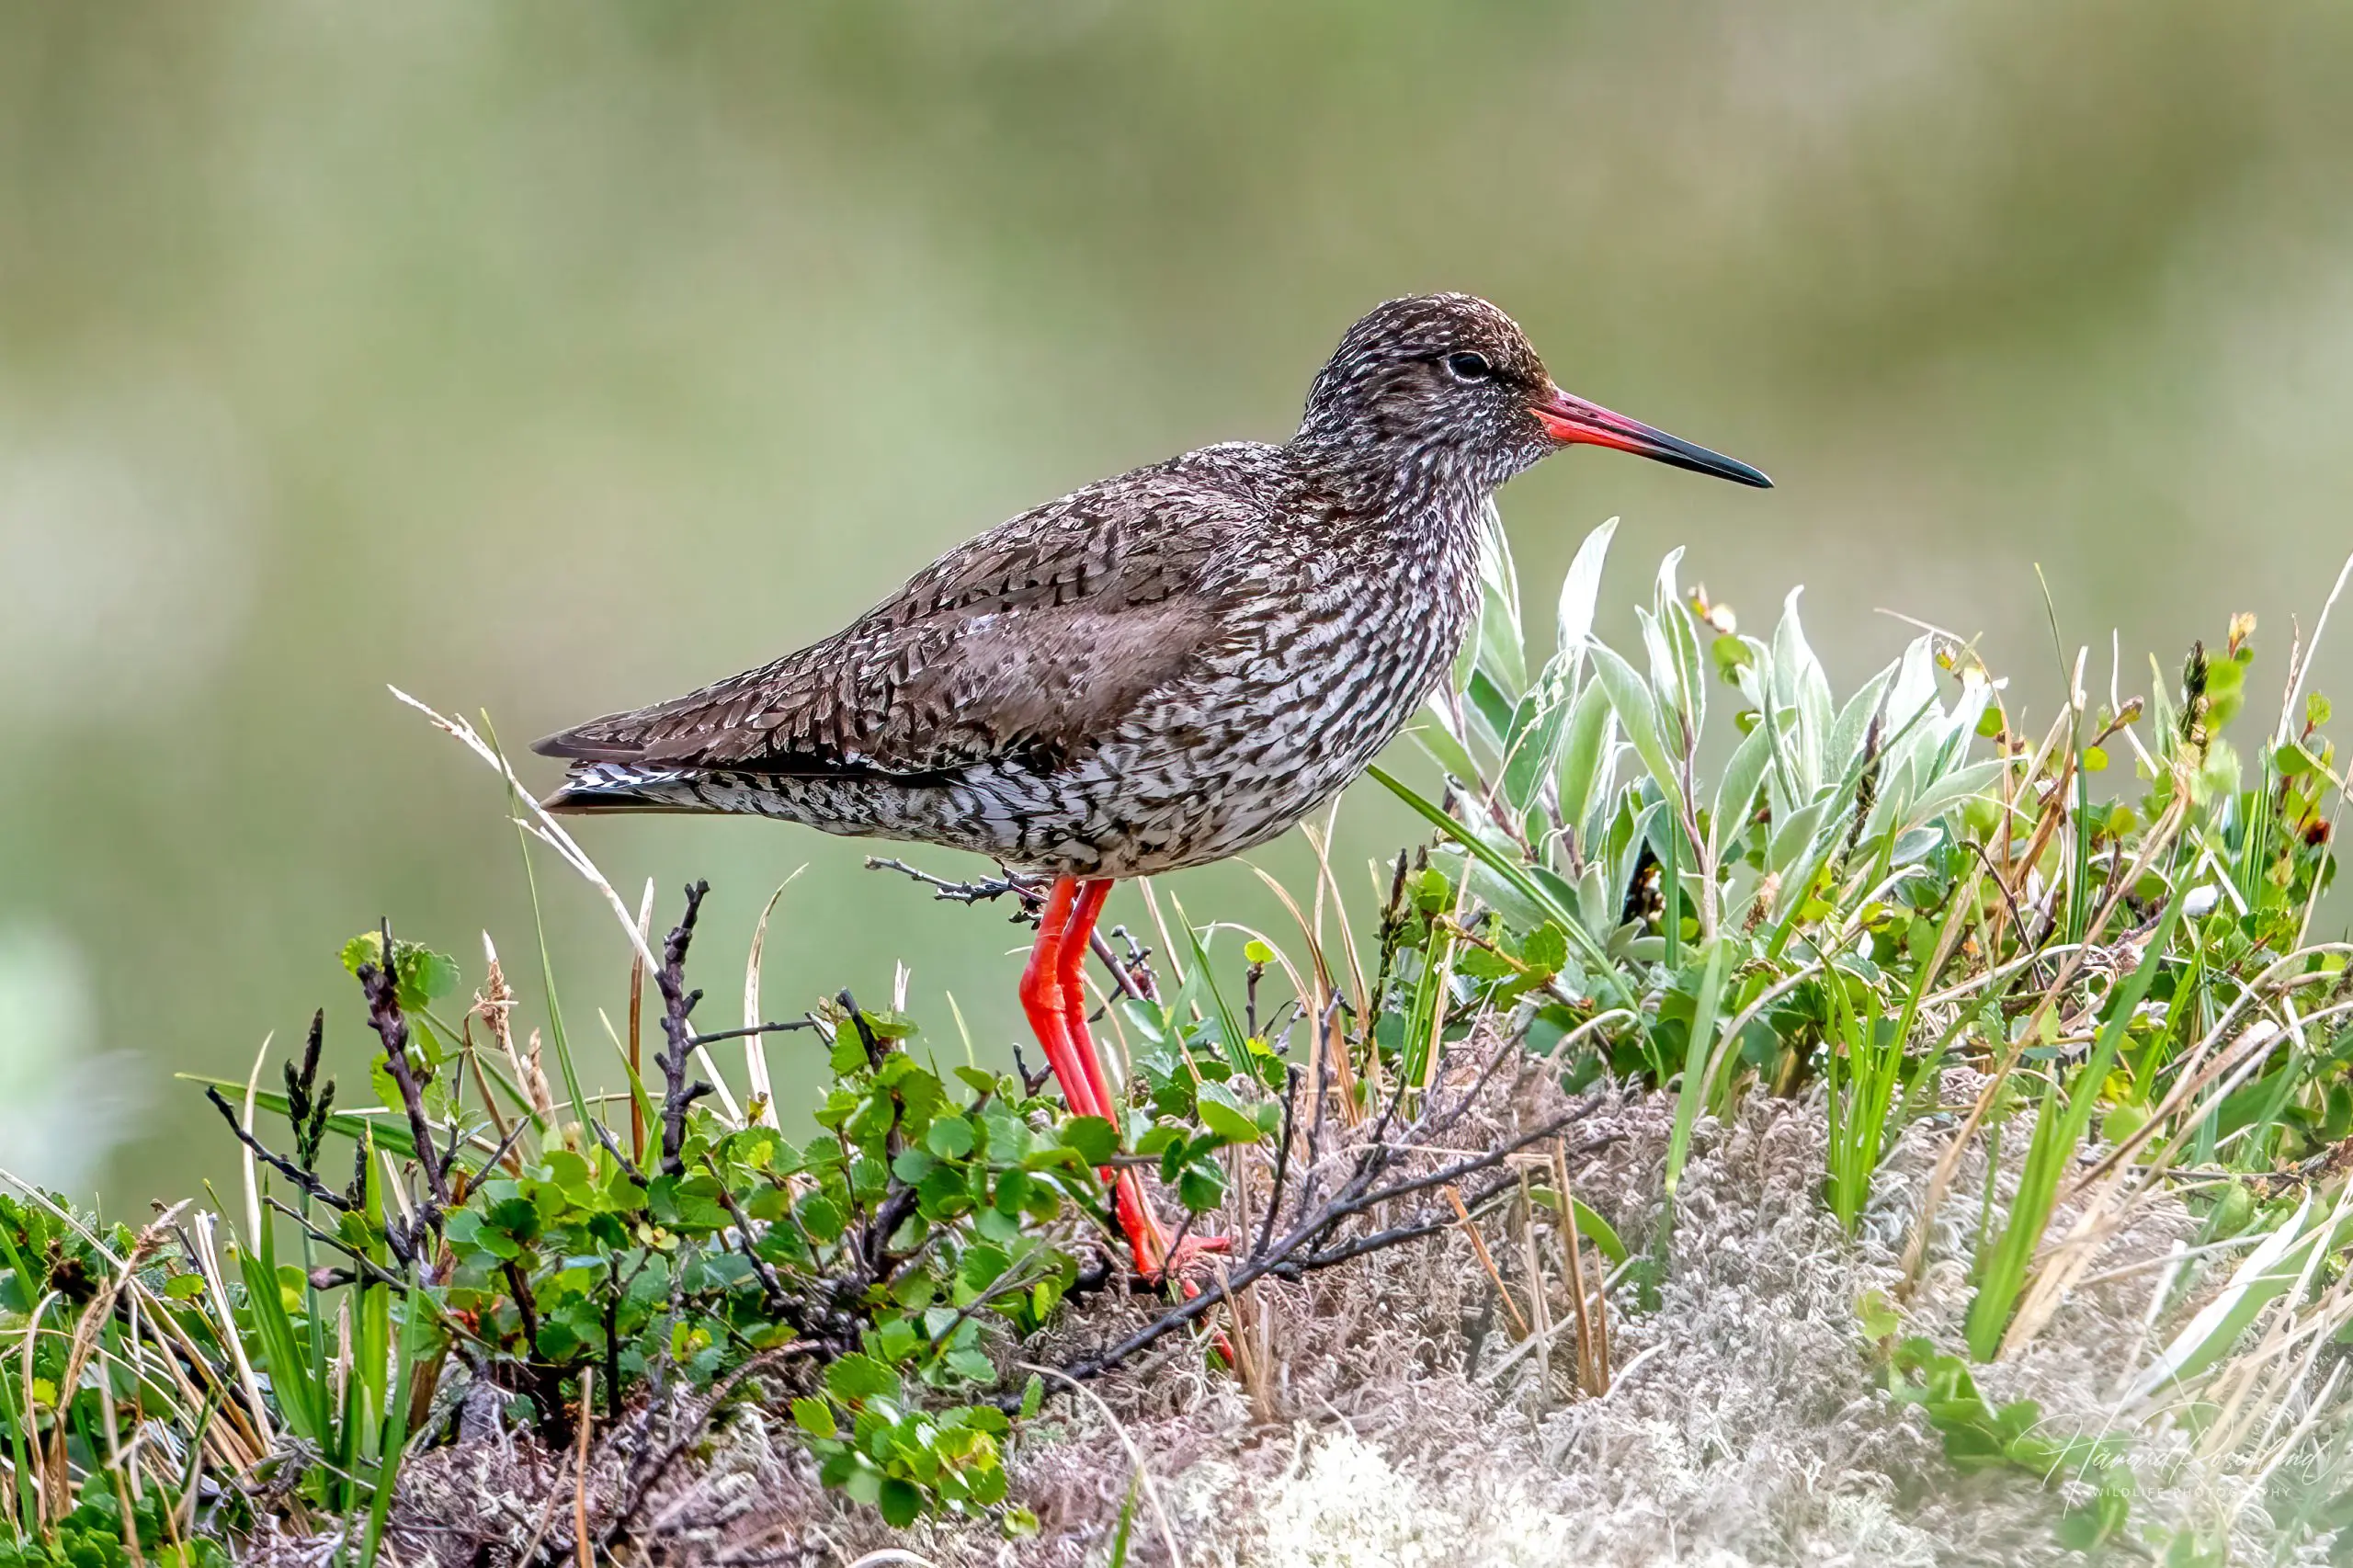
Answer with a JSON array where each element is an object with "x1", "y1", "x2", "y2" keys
[{"x1": 534, "y1": 293, "x2": 1768, "y2": 878}]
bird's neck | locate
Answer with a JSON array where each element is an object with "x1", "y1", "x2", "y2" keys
[
  {"x1": 1289, "y1": 431, "x2": 1494, "y2": 525},
  {"x1": 1282, "y1": 437, "x2": 1493, "y2": 658}
]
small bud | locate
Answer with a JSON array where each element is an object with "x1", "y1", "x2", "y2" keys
[{"x1": 1689, "y1": 584, "x2": 1737, "y2": 637}]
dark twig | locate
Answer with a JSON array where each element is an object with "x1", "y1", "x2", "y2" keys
[
  {"x1": 206, "y1": 1088, "x2": 353, "y2": 1213},
  {"x1": 654, "y1": 882, "x2": 718, "y2": 1176},
  {"x1": 1101, "y1": 924, "x2": 1161, "y2": 1002},
  {"x1": 1418, "y1": 1028, "x2": 1529, "y2": 1144},
  {"x1": 1252, "y1": 1065, "x2": 1302, "y2": 1262},
  {"x1": 836, "y1": 989, "x2": 888, "y2": 1071},
  {"x1": 590, "y1": 1118, "x2": 647, "y2": 1186},
  {"x1": 358, "y1": 917, "x2": 453, "y2": 1220},
  {"x1": 833, "y1": 988, "x2": 920, "y2": 1276},
  {"x1": 1337, "y1": 1122, "x2": 1611, "y2": 1233},
  {"x1": 1089, "y1": 931, "x2": 1144, "y2": 1003},
  {"x1": 688, "y1": 1020, "x2": 818, "y2": 1049},
  {"x1": 264, "y1": 1198, "x2": 404, "y2": 1289},
  {"x1": 1288, "y1": 1170, "x2": 1521, "y2": 1271},
  {"x1": 461, "y1": 1119, "x2": 534, "y2": 1194},
  {"x1": 1054, "y1": 1107, "x2": 1588, "y2": 1387},
  {"x1": 864, "y1": 856, "x2": 1038, "y2": 912},
  {"x1": 701, "y1": 1155, "x2": 792, "y2": 1311},
  {"x1": 502, "y1": 1260, "x2": 545, "y2": 1360}
]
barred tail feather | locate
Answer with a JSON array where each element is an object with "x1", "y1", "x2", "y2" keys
[{"x1": 539, "y1": 762, "x2": 706, "y2": 815}]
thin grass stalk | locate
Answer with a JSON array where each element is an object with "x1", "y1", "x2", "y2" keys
[
  {"x1": 1512, "y1": 1169, "x2": 1555, "y2": 1408},
  {"x1": 17, "y1": 1291, "x2": 57, "y2": 1532},
  {"x1": 630, "y1": 881, "x2": 654, "y2": 1161},
  {"x1": 741, "y1": 873, "x2": 802, "y2": 1127},
  {"x1": 1551, "y1": 1141, "x2": 1601, "y2": 1394},
  {"x1": 1298, "y1": 818, "x2": 1371, "y2": 1020},
  {"x1": 573, "y1": 1369, "x2": 596, "y2": 1568},
  {"x1": 1446, "y1": 1185, "x2": 1529, "y2": 1338},
  {"x1": 0, "y1": 1311, "x2": 28, "y2": 1538}
]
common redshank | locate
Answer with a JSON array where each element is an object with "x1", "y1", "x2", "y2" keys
[{"x1": 536, "y1": 292, "x2": 1769, "y2": 1279}]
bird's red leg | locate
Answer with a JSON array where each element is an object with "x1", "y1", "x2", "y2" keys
[
  {"x1": 1017, "y1": 876, "x2": 1101, "y2": 1119},
  {"x1": 1054, "y1": 879, "x2": 1227, "y2": 1286},
  {"x1": 1055, "y1": 880, "x2": 1120, "y2": 1118}
]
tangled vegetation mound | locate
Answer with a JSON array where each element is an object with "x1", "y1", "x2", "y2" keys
[{"x1": 5, "y1": 518, "x2": 2349, "y2": 1565}]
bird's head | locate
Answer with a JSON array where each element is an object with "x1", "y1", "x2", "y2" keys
[{"x1": 1296, "y1": 292, "x2": 1770, "y2": 494}]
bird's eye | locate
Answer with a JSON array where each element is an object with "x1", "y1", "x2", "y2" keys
[{"x1": 1443, "y1": 351, "x2": 1493, "y2": 382}]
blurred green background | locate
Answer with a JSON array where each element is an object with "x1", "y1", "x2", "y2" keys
[{"x1": 5, "y1": 2, "x2": 2351, "y2": 1208}]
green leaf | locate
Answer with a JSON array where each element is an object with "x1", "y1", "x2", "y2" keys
[
  {"x1": 1520, "y1": 922, "x2": 1569, "y2": 976},
  {"x1": 1367, "y1": 764, "x2": 1621, "y2": 1001},
  {"x1": 339, "y1": 932, "x2": 460, "y2": 1012},
  {"x1": 925, "y1": 1115, "x2": 977, "y2": 1159},
  {"x1": 1968, "y1": 887, "x2": 2188, "y2": 1360},
  {"x1": 1176, "y1": 1159, "x2": 1226, "y2": 1213},
  {"x1": 825, "y1": 1354, "x2": 901, "y2": 1406},
  {"x1": 944, "y1": 1348, "x2": 996, "y2": 1382},
  {"x1": 1194, "y1": 1083, "x2": 1262, "y2": 1145},
  {"x1": 959, "y1": 1244, "x2": 1011, "y2": 1292},
  {"x1": 1554, "y1": 517, "x2": 1617, "y2": 668},
  {"x1": 1554, "y1": 680, "x2": 1618, "y2": 835},
  {"x1": 1588, "y1": 642, "x2": 1681, "y2": 814},
  {"x1": 877, "y1": 1478, "x2": 923, "y2": 1528},
  {"x1": 1710, "y1": 714, "x2": 1772, "y2": 869},
  {"x1": 1174, "y1": 902, "x2": 1256, "y2": 1078},
  {"x1": 1663, "y1": 939, "x2": 1732, "y2": 1199},
  {"x1": 790, "y1": 1396, "x2": 837, "y2": 1439},
  {"x1": 795, "y1": 1193, "x2": 847, "y2": 1244},
  {"x1": 1567, "y1": 1197, "x2": 1627, "y2": 1265},
  {"x1": 1059, "y1": 1115, "x2": 1120, "y2": 1166}
]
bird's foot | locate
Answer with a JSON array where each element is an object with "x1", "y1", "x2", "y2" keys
[
  {"x1": 1111, "y1": 1167, "x2": 1229, "y2": 1285},
  {"x1": 1140, "y1": 1232, "x2": 1231, "y2": 1288}
]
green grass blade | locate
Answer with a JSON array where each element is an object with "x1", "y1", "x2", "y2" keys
[
  {"x1": 1664, "y1": 938, "x2": 1731, "y2": 1199},
  {"x1": 1966, "y1": 890, "x2": 2187, "y2": 1358},
  {"x1": 239, "y1": 1221, "x2": 327, "y2": 1453},
  {"x1": 1173, "y1": 901, "x2": 1256, "y2": 1080},
  {"x1": 1569, "y1": 1197, "x2": 1628, "y2": 1265},
  {"x1": 1368, "y1": 764, "x2": 1626, "y2": 1004},
  {"x1": 357, "y1": 1262, "x2": 424, "y2": 1568}
]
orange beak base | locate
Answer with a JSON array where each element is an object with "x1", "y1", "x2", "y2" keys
[{"x1": 1531, "y1": 388, "x2": 1771, "y2": 488}]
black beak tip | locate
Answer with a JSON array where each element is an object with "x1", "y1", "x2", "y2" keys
[{"x1": 1691, "y1": 443, "x2": 1772, "y2": 489}]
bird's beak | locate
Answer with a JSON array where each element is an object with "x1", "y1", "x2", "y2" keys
[{"x1": 1531, "y1": 386, "x2": 1771, "y2": 488}]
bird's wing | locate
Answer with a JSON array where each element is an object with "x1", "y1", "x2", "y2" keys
[{"x1": 532, "y1": 463, "x2": 1261, "y2": 778}]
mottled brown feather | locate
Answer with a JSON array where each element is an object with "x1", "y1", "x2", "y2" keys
[{"x1": 532, "y1": 458, "x2": 1260, "y2": 779}]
